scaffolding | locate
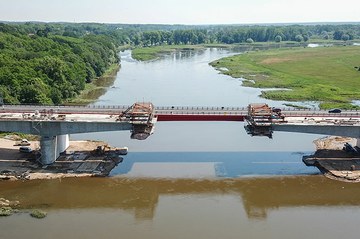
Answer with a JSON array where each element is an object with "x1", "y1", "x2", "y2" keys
[
  {"x1": 246, "y1": 103, "x2": 273, "y2": 126},
  {"x1": 245, "y1": 103, "x2": 284, "y2": 138},
  {"x1": 119, "y1": 102, "x2": 157, "y2": 140}
]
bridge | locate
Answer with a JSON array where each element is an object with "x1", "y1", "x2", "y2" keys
[{"x1": 1, "y1": 103, "x2": 360, "y2": 165}]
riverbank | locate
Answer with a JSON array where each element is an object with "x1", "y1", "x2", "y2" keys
[
  {"x1": 66, "y1": 63, "x2": 120, "y2": 105},
  {"x1": 130, "y1": 41, "x2": 345, "y2": 62},
  {"x1": 210, "y1": 45, "x2": 360, "y2": 109},
  {"x1": 132, "y1": 43, "x2": 291, "y2": 61},
  {"x1": 0, "y1": 138, "x2": 124, "y2": 181}
]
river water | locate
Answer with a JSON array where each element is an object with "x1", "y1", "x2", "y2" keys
[{"x1": 2, "y1": 47, "x2": 359, "y2": 239}]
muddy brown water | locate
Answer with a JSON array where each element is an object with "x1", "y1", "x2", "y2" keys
[{"x1": 1, "y1": 176, "x2": 360, "y2": 239}]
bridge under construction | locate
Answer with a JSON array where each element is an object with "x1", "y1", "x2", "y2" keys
[{"x1": 1, "y1": 102, "x2": 360, "y2": 165}]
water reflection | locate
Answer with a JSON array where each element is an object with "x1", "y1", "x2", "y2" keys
[
  {"x1": 111, "y1": 151, "x2": 319, "y2": 177},
  {"x1": 171, "y1": 49, "x2": 207, "y2": 61},
  {"x1": 1, "y1": 176, "x2": 359, "y2": 221},
  {"x1": 3, "y1": 172, "x2": 360, "y2": 239},
  {"x1": 80, "y1": 88, "x2": 108, "y2": 101}
]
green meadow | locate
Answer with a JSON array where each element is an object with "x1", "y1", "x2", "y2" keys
[{"x1": 210, "y1": 45, "x2": 360, "y2": 109}]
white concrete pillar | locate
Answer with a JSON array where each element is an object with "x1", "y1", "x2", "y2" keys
[
  {"x1": 40, "y1": 136, "x2": 57, "y2": 165},
  {"x1": 56, "y1": 134, "x2": 69, "y2": 156},
  {"x1": 356, "y1": 138, "x2": 360, "y2": 148}
]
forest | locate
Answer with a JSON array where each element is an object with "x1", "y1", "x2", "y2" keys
[
  {"x1": 0, "y1": 22, "x2": 359, "y2": 104},
  {"x1": 0, "y1": 23, "x2": 120, "y2": 104}
]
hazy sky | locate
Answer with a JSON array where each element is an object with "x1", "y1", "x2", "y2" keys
[{"x1": 0, "y1": 0, "x2": 359, "y2": 24}]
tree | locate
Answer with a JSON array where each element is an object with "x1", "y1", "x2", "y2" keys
[
  {"x1": 341, "y1": 34, "x2": 350, "y2": 41},
  {"x1": 19, "y1": 78, "x2": 51, "y2": 104},
  {"x1": 246, "y1": 38, "x2": 254, "y2": 43},
  {"x1": 333, "y1": 30, "x2": 344, "y2": 40},
  {"x1": 323, "y1": 33, "x2": 329, "y2": 40},
  {"x1": 303, "y1": 34, "x2": 309, "y2": 42},
  {"x1": 37, "y1": 56, "x2": 66, "y2": 83},
  {"x1": 295, "y1": 34, "x2": 304, "y2": 42},
  {"x1": 275, "y1": 35, "x2": 282, "y2": 42}
]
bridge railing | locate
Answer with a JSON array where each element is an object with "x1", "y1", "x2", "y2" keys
[
  {"x1": 6, "y1": 103, "x2": 360, "y2": 111},
  {"x1": 6, "y1": 104, "x2": 132, "y2": 109}
]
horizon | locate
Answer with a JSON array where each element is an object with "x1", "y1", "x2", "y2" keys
[
  {"x1": 2, "y1": 20, "x2": 360, "y2": 27},
  {"x1": 1, "y1": 0, "x2": 359, "y2": 25}
]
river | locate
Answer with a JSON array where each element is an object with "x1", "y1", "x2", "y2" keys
[{"x1": 1, "y1": 47, "x2": 359, "y2": 239}]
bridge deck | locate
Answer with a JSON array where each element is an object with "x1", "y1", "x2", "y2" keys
[{"x1": 2, "y1": 104, "x2": 360, "y2": 123}]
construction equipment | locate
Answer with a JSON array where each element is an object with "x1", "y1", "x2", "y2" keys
[
  {"x1": 119, "y1": 102, "x2": 157, "y2": 140},
  {"x1": 246, "y1": 103, "x2": 273, "y2": 126},
  {"x1": 92, "y1": 146, "x2": 106, "y2": 156},
  {"x1": 244, "y1": 103, "x2": 285, "y2": 138}
]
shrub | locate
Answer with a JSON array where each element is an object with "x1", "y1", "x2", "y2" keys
[
  {"x1": 0, "y1": 207, "x2": 13, "y2": 216},
  {"x1": 30, "y1": 209, "x2": 47, "y2": 219}
]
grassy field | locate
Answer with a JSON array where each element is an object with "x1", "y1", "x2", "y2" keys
[{"x1": 210, "y1": 45, "x2": 360, "y2": 109}]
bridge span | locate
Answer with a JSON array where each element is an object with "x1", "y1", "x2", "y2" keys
[
  {"x1": 1, "y1": 103, "x2": 360, "y2": 165},
  {"x1": 3, "y1": 104, "x2": 360, "y2": 121}
]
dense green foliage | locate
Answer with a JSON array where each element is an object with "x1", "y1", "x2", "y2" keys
[
  {"x1": 0, "y1": 23, "x2": 119, "y2": 104},
  {"x1": 210, "y1": 46, "x2": 360, "y2": 109}
]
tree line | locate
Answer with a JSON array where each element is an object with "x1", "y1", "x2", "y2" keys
[{"x1": 119, "y1": 24, "x2": 360, "y2": 46}]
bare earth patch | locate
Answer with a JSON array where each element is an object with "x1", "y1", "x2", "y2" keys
[{"x1": 261, "y1": 57, "x2": 292, "y2": 65}]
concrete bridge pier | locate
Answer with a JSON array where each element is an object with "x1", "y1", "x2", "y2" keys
[
  {"x1": 56, "y1": 134, "x2": 69, "y2": 156},
  {"x1": 40, "y1": 134, "x2": 69, "y2": 165},
  {"x1": 356, "y1": 138, "x2": 360, "y2": 148}
]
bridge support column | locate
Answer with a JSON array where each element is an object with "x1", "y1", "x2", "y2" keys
[
  {"x1": 56, "y1": 134, "x2": 69, "y2": 156},
  {"x1": 40, "y1": 134, "x2": 70, "y2": 165},
  {"x1": 356, "y1": 138, "x2": 360, "y2": 148},
  {"x1": 40, "y1": 136, "x2": 57, "y2": 165}
]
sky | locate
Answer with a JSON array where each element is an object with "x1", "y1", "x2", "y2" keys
[{"x1": 0, "y1": 0, "x2": 359, "y2": 25}]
